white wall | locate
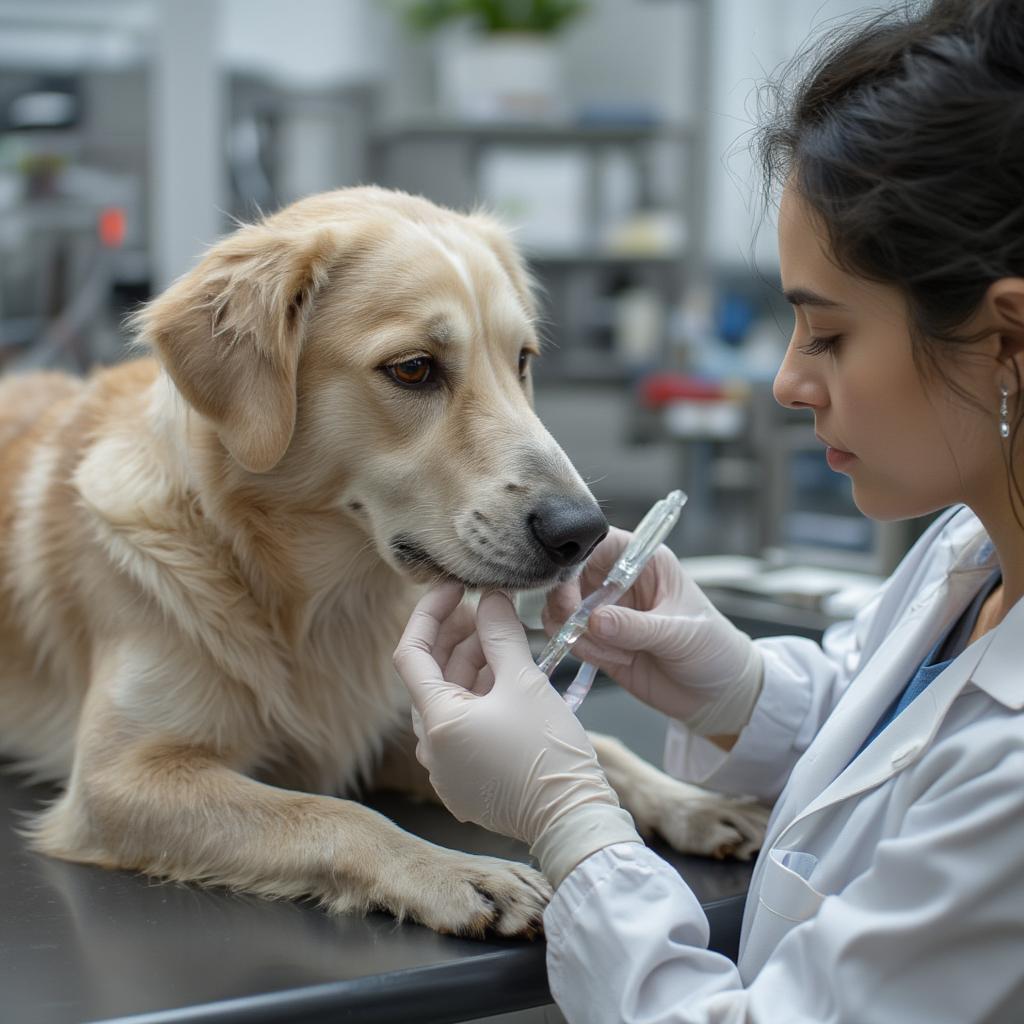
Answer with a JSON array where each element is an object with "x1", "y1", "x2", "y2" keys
[
  {"x1": 561, "y1": 0, "x2": 697, "y2": 124},
  {"x1": 220, "y1": 0, "x2": 388, "y2": 88},
  {"x1": 150, "y1": 0, "x2": 223, "y2": 288},
  {"x1": 705, "y1": 0, "x2": 883, "y2": 273}
]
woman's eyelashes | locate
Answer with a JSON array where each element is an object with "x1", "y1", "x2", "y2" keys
[{"x1": 799, "y1": 333, "x2": 843, "y2": 356}]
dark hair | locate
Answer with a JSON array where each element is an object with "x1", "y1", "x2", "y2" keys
[{"x1": 757, "y1": 0, "x2": 1024, "y2": 519}]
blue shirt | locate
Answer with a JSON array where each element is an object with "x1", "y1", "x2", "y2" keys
[{"x1": 853, "y1": 570, "x2": 1002, "y2": 760}]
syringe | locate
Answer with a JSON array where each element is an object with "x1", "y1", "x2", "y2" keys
[{"x1": 536, "y1": 489, "x2": 688, "y2": 711}]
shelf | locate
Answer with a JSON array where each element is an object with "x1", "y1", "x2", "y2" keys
[
  {"x1": 372, "y1": 118, "x2": 695, "y2": 147},
  {"x1": 526, "y1": 249, "x2": 685, "y2": 267},
  {"x1": 534, "y1": 356, "x2": 639, "y2": 386},
  {"x1": 703, "y1": 587, "x2": 839, "y2": 639}
]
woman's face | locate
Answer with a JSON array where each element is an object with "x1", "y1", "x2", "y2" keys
[{"x1": 773, "y1": 186, "x2": 996, "y2": 521}]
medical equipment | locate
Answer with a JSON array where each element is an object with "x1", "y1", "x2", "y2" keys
[{"x1": 537, "y1": 489, "x2": 688, "y2": 712}]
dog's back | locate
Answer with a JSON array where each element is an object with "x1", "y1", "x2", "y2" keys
[
  {"x1": 0, "y1": 372, "x2": 80, "y2": 451},
  {"x1": 0, "y1": 362, "x2": 159, "y2": 780}
]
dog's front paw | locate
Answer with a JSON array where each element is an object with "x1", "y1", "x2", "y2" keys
[
  {"x1": 418, "y1": 851, "x2": 552, "y2": 938},
  {"x1": 637, "y1": 779, "x2": 770, "y2": 861},
  {"x1": 332, "y1": 847, "x2": 552, "y2": 939}
]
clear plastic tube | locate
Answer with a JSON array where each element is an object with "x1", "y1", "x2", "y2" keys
[
  {"x1": 536, "y1": 489, "x2": 688, "y2": 711},
  {"x1": 563, "y1": 661, "x2": 599, "y2": 713}
]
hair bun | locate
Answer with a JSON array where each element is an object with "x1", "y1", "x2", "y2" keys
[{"x1": 970, "y1": 0, "x2": 1024, "y2": 81}]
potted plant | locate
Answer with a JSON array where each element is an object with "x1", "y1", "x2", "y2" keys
[{"x1": 401, "y1": 0, "x2": 589, "y2": 121}]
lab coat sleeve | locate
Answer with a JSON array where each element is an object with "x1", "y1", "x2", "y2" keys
[
  {"x1": 663, "y1": 595, "x2": 879, "y2": 803},
  {"x1": 546, "y1": 729, "x2": 1024, "y2": 1023},
  {"x1": 664, "y1": 507, "x2": 969, "y2": 803}
]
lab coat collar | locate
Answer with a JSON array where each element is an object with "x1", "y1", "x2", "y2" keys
[
  {"x1": 787, "y1": 627, "x2": 994, "y2": 829},
  {"x1": 941, "y1": 514, "x2": 1021, "y2": 710},
  {"x1": 969, "y1": 592, "x2": 1024, "y2": 709},
  {"x1": 775, "y1": 521, "x2": 1008, "y2": 840},
  {"x1": 941, "y1": 505, "x2": 996, "y2": 567}
]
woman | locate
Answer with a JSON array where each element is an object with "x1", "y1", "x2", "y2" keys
[{"x1": 393, "y1": 0, "x2": 1024, "y2": 1019}]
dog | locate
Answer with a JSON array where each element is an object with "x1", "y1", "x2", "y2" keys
[{"x1": 0, "y1": 187, "x2": 767, "y2": 938}]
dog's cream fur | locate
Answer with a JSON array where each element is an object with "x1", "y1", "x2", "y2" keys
[{"x1": 0, "y1": 187, "x2": 766, "y2": 938}]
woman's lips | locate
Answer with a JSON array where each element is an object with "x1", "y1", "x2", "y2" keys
[
  {"x1": 816, "y1": 434, "x2": 855, "y2": 471},
  {"x1": 825, "y1": 446, "x2": 856, "y2": 471}
]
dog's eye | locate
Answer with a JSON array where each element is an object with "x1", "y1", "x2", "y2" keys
[
  {"x1": 518, "y1": 350, "x2": 532, "y2": 380},
  {"x1": 386, "y1": 357, "x2": 434, "y2": 387}
]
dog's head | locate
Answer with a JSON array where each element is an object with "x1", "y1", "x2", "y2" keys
[{"x1": 136, "y1": 187, "x2": 606, "y2": 591}]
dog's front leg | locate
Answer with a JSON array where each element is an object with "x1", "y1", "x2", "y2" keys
[
  {"x1": 588, "y1": 731, "x2": 769, "y2": 860},
  {"x1": 24, "y1": 628, "x2": 549, "y2": 942},
  {"x1": 29, "y1": 730, "x2": 550, "y2": 937}
]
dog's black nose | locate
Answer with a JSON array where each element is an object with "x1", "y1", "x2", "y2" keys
[{"x1": 528, "y1": 497, "x2": 608, "y2": 568}]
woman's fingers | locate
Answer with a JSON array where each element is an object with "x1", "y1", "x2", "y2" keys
[
  {"x1": 445, "y1": 631, "x2": 487, "y2": 691},
  {"x1": 476, "y1": 591, "x2": 537, "y2": 686},
  {"x1": 542, "y1": 582, "x2": 582, "y2": 636},
  {"x1": 576, "y1": 526, "x2": 632, "y2": 586},
  {"x1": 562, "y1": 635, "x2": 635, "y2": 670},
  {"x1": 433, "y1": 601, "x2": 477, "y2": 672},
  {"x1": 394, "y1": 582, "x2": 466, "y2": 713},
  {"x1": 470, "y1": 665, "x2": 495, "y2": 696}
]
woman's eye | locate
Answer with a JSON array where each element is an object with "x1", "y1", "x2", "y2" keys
[
  {"x1": 799, "y1": 334, "x2": 843, "y2": 356},
  {"x1": 385, "y1": 356, "x2": 434, "y2": 387}
]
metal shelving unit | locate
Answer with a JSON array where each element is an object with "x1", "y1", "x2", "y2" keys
[{"x1": 366, "y1": 1, "x2": 712, "y2": 387}]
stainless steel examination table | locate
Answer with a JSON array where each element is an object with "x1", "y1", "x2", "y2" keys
[{"x1": 1, "y1": 684, "x2": 755, "y2": 1024}]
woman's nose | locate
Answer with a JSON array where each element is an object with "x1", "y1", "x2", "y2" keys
[{"x1": 772, "y1": 339, "x2": 827, "y2": 411}]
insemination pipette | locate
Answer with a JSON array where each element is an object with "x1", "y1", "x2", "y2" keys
[{"x1": 536, "y1": 489, "x2": 688, "y2": 712}]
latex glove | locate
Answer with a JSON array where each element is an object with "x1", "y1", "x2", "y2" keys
[
  {"x1": 543, "y1": 526, "x2": 764, "y2": 738},
  {"x1": 393, "y1": 583, "x2": 642, "y2": 888}
]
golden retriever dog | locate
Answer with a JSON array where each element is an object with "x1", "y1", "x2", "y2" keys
[{"x1": 0, "y1": 187, "x2": 767, "y2": 938}]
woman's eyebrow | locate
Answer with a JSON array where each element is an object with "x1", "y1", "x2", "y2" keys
[{"x1": 783, "y1": 287, "x2": 849, "y2": 311}]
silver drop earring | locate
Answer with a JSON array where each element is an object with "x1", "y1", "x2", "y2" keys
[{"x1": 1000, "y1": 385, "x2": 1010, "y2": 440}]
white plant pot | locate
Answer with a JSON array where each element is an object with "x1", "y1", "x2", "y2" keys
[{"x1": 437, "y1": 32, "x2": 564, "y2": 122}]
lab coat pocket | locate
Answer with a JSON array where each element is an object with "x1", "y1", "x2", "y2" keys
[{"x1": 741, "y1": 848, "x2": 825, "y2": 981}]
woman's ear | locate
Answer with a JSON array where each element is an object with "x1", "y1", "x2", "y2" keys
[
  {"x1": 133, "y1": 222, "x2": 337, "y2": 473},
  {"x1": 986, "y1": 278, "x2": 1024, "y2": 390}
]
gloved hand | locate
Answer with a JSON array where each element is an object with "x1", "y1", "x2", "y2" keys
[
  {"x1": 393, "y1": 583, "x2": 642, "y2": 888},
  {"x1": 542, "y1": 526, "x2": 764, "y2": 739}
]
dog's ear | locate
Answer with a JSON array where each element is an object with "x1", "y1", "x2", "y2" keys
[{"x1": 135, "y1": 223, "x2": 336, "y2": 473}]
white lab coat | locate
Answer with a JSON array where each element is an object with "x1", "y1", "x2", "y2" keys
[{"x1": 544, "y1": 505, "x2": 1024, "y2": 1023}]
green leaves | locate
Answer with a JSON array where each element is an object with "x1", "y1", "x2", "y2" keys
[{"x1": 401, "y1": 0, "x2": 588, "y2": 35}]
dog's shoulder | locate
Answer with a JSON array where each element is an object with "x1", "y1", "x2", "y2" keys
[
  {"x1": 70, "y1": 363, "x2": 297, "y2": 687},
  {"x1": 74, "y1": 358, "x2": 185, "y2": 529}
]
